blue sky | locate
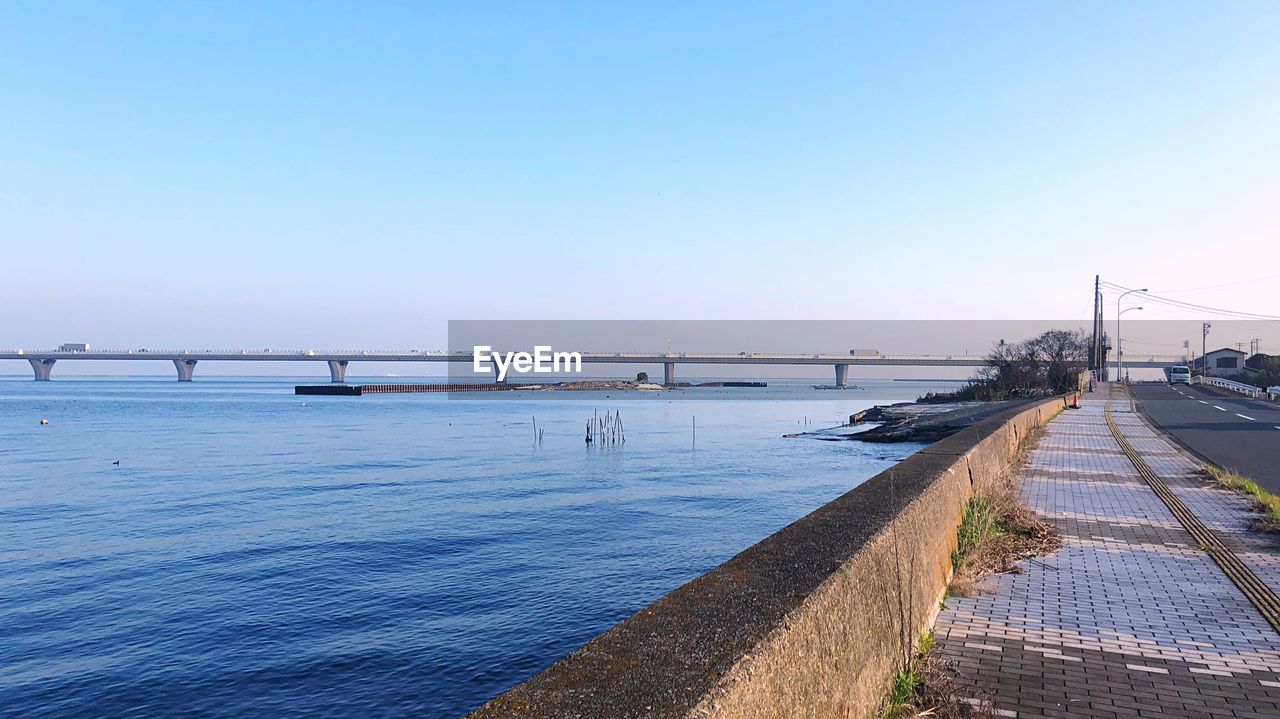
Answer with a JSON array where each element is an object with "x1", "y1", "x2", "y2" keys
[{"x1": 3, "y1": 2, "x2": 1278, "y2": 352}]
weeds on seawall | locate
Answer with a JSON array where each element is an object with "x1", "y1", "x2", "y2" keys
[
  {"x1": 882, "y1": 630, "x2": 997, "y2": 719},
  {"x1": 882, "y1": 418, "x2": 1061, "y2": 718},
  {"x1": 948, "y1": 426, "x2": 1061, "y2": 598}
]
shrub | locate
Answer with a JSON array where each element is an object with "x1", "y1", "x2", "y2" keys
[{"x1": 919, "y1": 328, "x2": 1088, "y2": 403}]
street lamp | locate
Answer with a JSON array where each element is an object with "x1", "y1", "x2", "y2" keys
[
  {"x1": 1116, "y1": 288, "x2": 1147, "y2": 383},
  {"x1": 1118, "y1": 306, "x2": 1144, "y2": 383}
]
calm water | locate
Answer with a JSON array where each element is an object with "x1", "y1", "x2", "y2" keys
[{"x1": 0, "y1": 377, "x2": 946, "y2": 718}]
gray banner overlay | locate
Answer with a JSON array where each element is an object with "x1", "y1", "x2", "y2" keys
[{"x1": 440, "y1": 320, "x2": 1276, "y2": 397}]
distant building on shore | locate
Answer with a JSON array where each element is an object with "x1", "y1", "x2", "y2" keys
[{"x1": 1192, "y1": 347, "x2": 1246, "y2": 376}]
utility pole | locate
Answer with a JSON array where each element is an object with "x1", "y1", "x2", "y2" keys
[
  {"x1": 1202, "y1": 322, "x2": 1211, "y2": 377},
  {"x1": 1091, "y1": 275, "x2": 1101, "y2": 375}
]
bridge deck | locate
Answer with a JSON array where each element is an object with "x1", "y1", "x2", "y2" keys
[{"x1": 0, "y1": 350, "x2": 1181, "y2": 368}]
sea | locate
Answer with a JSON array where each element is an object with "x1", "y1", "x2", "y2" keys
[{"x1": 0, "y1": 376, "x2": 958, "y2": 718}]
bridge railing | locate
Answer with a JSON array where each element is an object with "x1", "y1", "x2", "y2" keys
[{"x1": 1192, "y1": 375, "x2": 1262, "y2": 398}]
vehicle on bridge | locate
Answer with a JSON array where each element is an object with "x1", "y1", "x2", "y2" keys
[{"x1": 1167, "y1": 365, "x2": 1191, "y2": 384}]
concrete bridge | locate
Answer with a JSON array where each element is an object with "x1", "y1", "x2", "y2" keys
[{"x1": 1, "y1": 348, "x2": 1187, "y2": 385}]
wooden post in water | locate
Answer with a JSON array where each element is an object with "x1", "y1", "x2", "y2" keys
[{"x1": 585, "y1": 409, "x2": 625, "y2": 446}]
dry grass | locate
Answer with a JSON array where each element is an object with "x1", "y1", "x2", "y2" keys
[
  {"x1": 884, "y1": 425, "x2": 1062, "y2": 717},
  {"x1": 882, "y1": 632, "x2": 998, "y2": 719},
  {"x1": 1201, "y1": 466, "x2": 1280, "y2": 533},
  {"x1": 949, "y1": 427, "x2": 1061, "y2": 597},
  {"x1": 912, "y1": 652, "x2": 1000, "y2": 719}
]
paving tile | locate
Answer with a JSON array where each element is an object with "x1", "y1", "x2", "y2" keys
[{"x1": 934, "y1": 384, "x2": 1280, "y2": 717}]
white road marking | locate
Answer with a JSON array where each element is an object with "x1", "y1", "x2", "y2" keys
[
  {"x1": 1214, "y1": 406, "x2": 1227, "y2": 412},
  {"x1": 1236, "y1": 414, "x2": 1256, "y2": 421},
  {"x1": 1199, "y1": 400, "x2": 1209, "y2": 404}
]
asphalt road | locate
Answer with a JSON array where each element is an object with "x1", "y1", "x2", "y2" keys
[{"x1": 1130, "y1": 382, "x2": 1280, "y2": 494}]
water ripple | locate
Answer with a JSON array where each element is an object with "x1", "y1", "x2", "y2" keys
[{"x1": 0, "y1": 378, "x2": 932, "y2": 718}]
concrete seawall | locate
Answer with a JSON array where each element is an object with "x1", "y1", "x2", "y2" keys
[{"x1": 466, "y1": 396, "x2": 1069, "y2": 719}]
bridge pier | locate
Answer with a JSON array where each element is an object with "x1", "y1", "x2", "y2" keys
[
  {"x1": 834, "y1": 363, "x2": 849, "y2": 388},
  {"x1": 28, "y1": 358, "x2": 55, "y2": 381},
  {"x1": 663, "y1": 362, "x2": 676, "y2": 386},
  {"x1": 173, "y1": 359, "x2": 197, "y2": 382},
  {"x1": 327, "y1": 360, "x2": 349, "y2": 383}
]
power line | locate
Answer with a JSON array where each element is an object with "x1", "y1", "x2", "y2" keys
[
  {"x1": 1135, "y1": 307, "x2": 1209, "y2": 321},
  {"x1": 1101, "y1": 281, "x2": 1280, "y2": 321},
  {"x1": 1118, "y1": 303, "x2": 1213, "y2": 321},
  {"x1": 1139, "y1": 295, "x2": 1279, "y2": 320},
  {"x1": 1102, "y1": 292, "x2": 1266, "y2": 320},
  {"x1": 1151, "y1": 273, "x2": 1280, "y2": 296}
]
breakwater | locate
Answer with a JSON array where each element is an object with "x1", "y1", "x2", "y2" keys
[
  {"x1": 294, "y1": 383, "x2": 522, "y2": 395},
  {"x1": 468, "y1": 394, "x2": 1069, "y2": 718}
]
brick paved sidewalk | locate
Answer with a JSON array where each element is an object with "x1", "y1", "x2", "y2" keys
[{"x1": 935, "y1": 384, "x2": 1280, "y2": 718}]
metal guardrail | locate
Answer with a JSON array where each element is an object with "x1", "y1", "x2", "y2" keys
[{"x1": 1192, "y1": 375, "x2": 1263, "y2": 398}]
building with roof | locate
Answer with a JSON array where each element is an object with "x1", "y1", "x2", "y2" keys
[{"x1": 1191, "y1": 347, "x2": 1247, "y2": 376}]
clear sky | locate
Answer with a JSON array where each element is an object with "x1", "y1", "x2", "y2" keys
[{"x1": 3, "y1": 1, "x2": 1278, "y2": 353}]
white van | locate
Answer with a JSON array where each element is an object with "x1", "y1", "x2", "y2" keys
[{"x1": 1168, "y1": 366, "x2": 1191, "y2": 384}]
